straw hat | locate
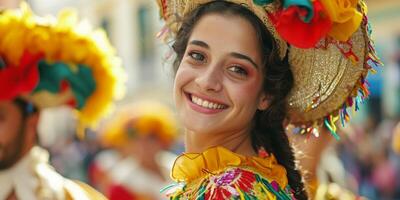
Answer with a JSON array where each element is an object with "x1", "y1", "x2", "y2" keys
[{"x1": 156, "y1": 0, "x2": 382, "y2": 138}]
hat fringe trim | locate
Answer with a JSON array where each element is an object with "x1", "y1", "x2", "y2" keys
[
  {"x1": 298, "y1": 11, "x2": 383, "y2": 140},
  {"x1": 319, "y1": 13, "x2": 383, "y2": 140}
]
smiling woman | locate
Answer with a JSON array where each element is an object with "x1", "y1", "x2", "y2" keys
[
  {"x1": 157, "y1": 0, "x2": 380, "y2": 199},
  {"x1": 175, "y1": 14, "x2": 268, "y2": 137},
  {"x1": 164, "y1": 2, "x2": 306, "y2": 199}
]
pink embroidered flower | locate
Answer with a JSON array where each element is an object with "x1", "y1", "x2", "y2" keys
[{"x1": 205, "y1": 168, "x2": 256, "y2": 199}]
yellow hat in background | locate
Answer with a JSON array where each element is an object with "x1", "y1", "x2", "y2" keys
[
  {"x1": 0, "y1": 3, "x2": 125, "y2": 137},
  {"x1": 101, "y1": 101, "x2": 178, "y2": 148}
]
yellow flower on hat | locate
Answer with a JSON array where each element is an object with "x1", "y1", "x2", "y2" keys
[{"x1": 320, "y1": 0, "x2": 363, "y2": 41}]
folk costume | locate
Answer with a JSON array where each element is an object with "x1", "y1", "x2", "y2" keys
[
  {"x1": 0, "y1": 3, "x2": 124, "y2": 200},
  {"x1": 156, "y1": 0, "x2": 382, "y2": 199}
]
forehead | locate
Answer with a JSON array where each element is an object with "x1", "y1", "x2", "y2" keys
[
  {"x1": 0, "y1": 101, "x2": 21, "y2": 115},
  {"x1": 189, "y1": 13, "x2": 261, "y2": 62}
]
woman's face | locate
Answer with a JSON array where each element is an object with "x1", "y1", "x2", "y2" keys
[{"x1": 174, "y1": 13, "x2": 269, "y2": 135}]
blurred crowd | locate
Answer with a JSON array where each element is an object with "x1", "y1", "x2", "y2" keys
[
  {"x1": 43, "y1": 101, "x2": 183, "y2": 200},
  {"x1": 1, "y1": 0, "x2": 399, "y2": 200}
]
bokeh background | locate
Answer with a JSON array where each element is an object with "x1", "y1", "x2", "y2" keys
[{"x1": 1, "y1": 0, "x2": 399, "y2": 199}]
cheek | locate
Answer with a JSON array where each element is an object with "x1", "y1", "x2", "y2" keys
[
  {"x1": 173, "y1": 68, "x2": 184, "y2": 92},
  {"x1": 0, "y1": 119, "x2": 14, "y2": 143},
  {"x1": 229, "y1": 78, "x2": 263, "y2": 106},
  {"x1": 173, "y1": 65, "x2": 194, "y2": 99}
]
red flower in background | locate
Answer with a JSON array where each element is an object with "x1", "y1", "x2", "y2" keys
[
  {"x1": 270, "y1": 0, "x2": 332, "y2": 48},
  {"x1": 0, "y1": 51, "x2": 43, "y2": 100},
  {"x1": 108, "y1": 184, "x2": 138, "y2": 200}
]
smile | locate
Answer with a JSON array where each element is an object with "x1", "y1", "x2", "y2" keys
[
  {"x1": 185, "y1": 92, "x2": 228, "y2": 114},
  {"x1": 191, "y1": 95, "x2": 227, "y2": 110}
]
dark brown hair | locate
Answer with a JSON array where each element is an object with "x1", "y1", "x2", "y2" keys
[
  {"x1": 171, "y1": 1, "x2": 307, "y2": 199},
  {"x1": 13, "y1": 98, "x2": 38, "y2": 118}
]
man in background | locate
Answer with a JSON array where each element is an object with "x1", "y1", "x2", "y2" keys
[{"x1": 0, "y1": 2, "x2": 123, "y2": 199}]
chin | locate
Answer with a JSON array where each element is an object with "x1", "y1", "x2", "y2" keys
[{"x1": 181, "y1": 117, "x2": 217, "y2": 135}]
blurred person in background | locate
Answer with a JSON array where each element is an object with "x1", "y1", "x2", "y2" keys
[
  {"x1": 391, "y1": 121, "x2": 400, "y2": 198},
  {"x1": 88, "y1": 147, "x2": 122, "y2": 197},
  {"x1": 0, "y1": 0, "x2": 19, "y2": 9},
  {"x1": 289, "y1": 125, "x2": 375, "y2": 200},
  {"x1": 0, "y1": 3, "x2": 123, "y2": 200},
  {"x1": 393, "y1": 121, "x2": 400, "y2": 155},
  {"x1": 290, "y1": 116, "x2": 399, "y2": 200},
  {"x1": 97, "y1": 100, "x2": 178, "y2": 200}
]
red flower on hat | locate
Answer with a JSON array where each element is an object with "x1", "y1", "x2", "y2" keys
[
  {"x1": 0, "y1": 51, "x2": 43, "y2": 100},
  {"x1": 270, "y1": 0, "x2": 332, "y2": 48}
]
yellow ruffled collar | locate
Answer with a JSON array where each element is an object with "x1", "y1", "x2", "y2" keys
[{"x1": 171, "y1": 146, "x2": 288, "y2": 188}]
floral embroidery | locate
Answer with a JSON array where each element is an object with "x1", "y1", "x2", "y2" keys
[{"x1": 162, "y1": 147, "x2": 294, "y2": 200}]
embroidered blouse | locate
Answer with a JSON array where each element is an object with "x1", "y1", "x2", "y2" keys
[{"x1": 162, "y1": 146, "x2": 295, "y2": 200}]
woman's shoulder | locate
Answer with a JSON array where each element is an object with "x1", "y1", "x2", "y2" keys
[{"x1": 162, "y1": 146, "x2": 296, "y2": 200}]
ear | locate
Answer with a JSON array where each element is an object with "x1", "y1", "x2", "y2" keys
[
  {"x1": 25, "y1": 112, "x2": 40, "y2": 141},
  {"x1": 27, "y1": 112, "x2": 40, "y2": 129},
  {"x1": 20, "y1": 112, "x2": 40, "y2": 153},
  {"x1": 257, "y1": 93, "x2": 270, "y2": 110}
]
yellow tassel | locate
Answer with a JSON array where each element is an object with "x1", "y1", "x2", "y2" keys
[
  {"x1": 359, "y1": 0, "x2": 368, "y2": 14},
  {"x1": 349, "y1": 56, "x2": 357, "y2": 65},
  {"x1": 331, "y1": 115, "x2": 339, "y2": 132},
  {"x1": 325, "y1": 115, "x2": 340, "y2": 140},
  {"x1": 259, "y1": 183, "x2": 276, "y2": 200},
  {"x1": 234, "y1": 184, "x2": 245, "y2": 200}
]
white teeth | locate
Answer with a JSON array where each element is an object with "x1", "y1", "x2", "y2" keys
[{"x1": 190, "y1": 95, "x2": 225, "y2": 110}]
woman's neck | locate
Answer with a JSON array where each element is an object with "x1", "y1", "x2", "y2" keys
[{"x1": 184, "y1": 128, "x2": 257, "y2": 156}]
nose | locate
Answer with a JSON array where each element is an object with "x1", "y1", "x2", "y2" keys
[{"x1": 194, "y1": 64, "x2": 222, "y2": 92}]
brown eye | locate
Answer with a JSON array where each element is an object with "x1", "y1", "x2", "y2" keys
[
  {"x1": 188, "y1": 52, "x2": 206, "y2": 62},
  {"x1": 228, "y1": 65, "x2": 248, "y2": 76}
]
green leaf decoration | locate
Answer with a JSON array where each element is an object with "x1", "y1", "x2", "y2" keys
[{"x1": 34, "y1": 60, "x2": 96, "y2": 109}]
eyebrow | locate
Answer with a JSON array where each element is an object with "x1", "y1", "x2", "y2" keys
[
  {"x1": 229, "y1": 52, "x2": 259, "y2": 69},
  {"x1": 188, "y1": 40, "x2": 259, "y2": 69},
  {"x1": 189, "y1": 40, "x2": 210, "y2": 49}
]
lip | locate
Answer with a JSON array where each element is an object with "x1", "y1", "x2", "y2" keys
[{"x1": 184, "y1": 92, "x2": 228, "y2": 114}]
